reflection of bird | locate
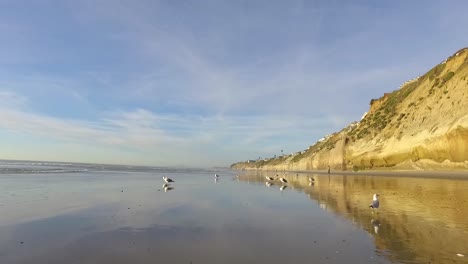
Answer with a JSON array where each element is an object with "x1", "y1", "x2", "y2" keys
[
  {"x1": 369, "y1": 194, "x2": 380, "y2": 209},
  {"x1": 309, "y1": 182, "x2": 315, "y2": 187},
  {"x1": 162, "y1": 183, "x2": 170, "y2": 188},
  {"x1": 371, "y1": 219, "x2": 380, "y2": 234},
  {"x1": 266, "y1": 182, "x2": 273, "y2": 187},
  {"x1": 279, "y1": 178, "x2": 288, "y2": 184},
  {"x1": 163, "y1": 176, "x2": 174, "y2": 183},
  {"x1": 280, "y1": 185, "x2": 287, "y2": 191},
  {"x1": 214, "y1": 178, "x2": 218, "y2": 183},
  {"x1": 308, "y1": 177, "x2": 315, "y2": 182},
  {"x1": 265, "y1": 176, "x2": 274, "y2": 181},
  {"x1": 164, "y1": 186, "x2": 174, "y2": 192}
]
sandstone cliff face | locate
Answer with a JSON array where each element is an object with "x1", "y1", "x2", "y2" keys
[{"x1": 233, "y1": 48, "x2": 468, "y2": 171}]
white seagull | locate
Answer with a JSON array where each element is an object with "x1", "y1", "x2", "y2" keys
[
  {"x1": 279, "y1": 178, "x2": 288, "y2": 184},
  {"x1": 265, "y1": 176, "x2": 274, "y2": 181},
  {"x1": 369, "y1": 193, "x2": 380, "y2": 209},
  {"x1": 163, "y1": 176, "x2": 175, "y2": 183}
]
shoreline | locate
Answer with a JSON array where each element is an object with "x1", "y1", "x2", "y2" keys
[{"x1": 238, "y1": 168, "x2": 468, "y2": 180}]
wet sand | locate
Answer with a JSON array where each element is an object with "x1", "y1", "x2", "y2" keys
[
  {"x1": 287, "y1": 169, "x2": 468, "y2": 180},
  {"x1": 240, "y1": 171, "x2": 468, "y2": 263},
  {"x1": 1, "y1": 167, "x2": 467, "y2": 263}
]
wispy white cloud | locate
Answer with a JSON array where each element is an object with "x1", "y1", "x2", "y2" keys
[
  {"x1": 0, "y1": 90, "x2": 338, "y2": 165},
  {"x1": 71, "y1": 0, "x2": 423, "y2": 120}
]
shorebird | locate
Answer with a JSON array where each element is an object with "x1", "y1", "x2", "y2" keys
[
  {"x1": 214, "y1": 174, "x2": 219, "y2": 178},
  {"x1": 163, "y1": 176, "x2": 174, "y2": 183},
  {"x1": 265, "y1": 176, "x2": 274, "y2": 181},
  {"x1": 279, "y1": 178, "x2": 288, "y2": 184},
  {"x1": 369, "y1": 193, "x2": 380, "y2": 209}
]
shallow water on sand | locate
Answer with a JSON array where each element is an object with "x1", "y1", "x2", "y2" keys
[{"x1": 0, "y1": 163, "x2": 467, "y2": 263}]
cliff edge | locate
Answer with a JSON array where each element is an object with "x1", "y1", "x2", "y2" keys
[{"x1": 232, "y1": 48, "x2": 468, "y2": 171}]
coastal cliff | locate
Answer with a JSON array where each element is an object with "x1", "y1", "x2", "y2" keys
[{"x1": 232, "y1": 48, "x2": 468, "y2": 171}]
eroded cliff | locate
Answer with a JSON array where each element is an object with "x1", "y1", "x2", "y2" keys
[{"x1": 232, "y1": 48, "x2": 468, "y2": 171}]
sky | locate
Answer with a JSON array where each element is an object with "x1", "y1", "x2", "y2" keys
[{"x1": 1, "y1": 0, "x2": 467, "y2": 167}]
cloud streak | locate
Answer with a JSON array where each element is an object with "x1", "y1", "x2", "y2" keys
[{"x1": 0, "y1": 91, "x2": 338, "y2": 165}]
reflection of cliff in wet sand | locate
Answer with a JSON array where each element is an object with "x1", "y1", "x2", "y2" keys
[{"x1": 236, "y1": 172, "x2": 468, "y2": 263}]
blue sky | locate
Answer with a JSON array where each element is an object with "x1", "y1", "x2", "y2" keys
[{"x1": 1, "y1": 0, "x2": 467, "y2": 167}]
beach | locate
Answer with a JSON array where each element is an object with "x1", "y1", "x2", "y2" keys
[{"x1": 1, "y1": 161, "x2": 467, "y2": 263}]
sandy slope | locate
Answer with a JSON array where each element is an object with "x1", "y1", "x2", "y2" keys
[{"x1": 233, "y1": 48, "x2": 468, "y2": 171}]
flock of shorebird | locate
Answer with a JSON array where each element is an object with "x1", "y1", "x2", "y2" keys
[
  {"x1": 264, "y1": 174, "x2": 317, "y2": 190},
  {"x1": 263, "y1": 174, "x2": 380, "y2": 209},
  {"x1": 161, "y1": 173, "x2": 381, "y2": 210}
]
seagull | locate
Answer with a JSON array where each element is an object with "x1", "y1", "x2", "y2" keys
[
  {"x1": 163, "y1": 176, "x2": 174, "y2": 183},
  {"x1": 280, "y1": 185, "x2": 287, "y2": 191},
  {"x1": 369, "y1": 193, "x2": 380, "y2": 209},
  {"x1": 265, "y1": 176, "x2": 274, "y2": 181},
  {"x1": 279, "y1": 178, "x2": 288, "y2": 183}
]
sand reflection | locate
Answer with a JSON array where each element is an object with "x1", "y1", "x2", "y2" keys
[{"x1": 236, "y1": 171, "x2": 468, "y2": 263}]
